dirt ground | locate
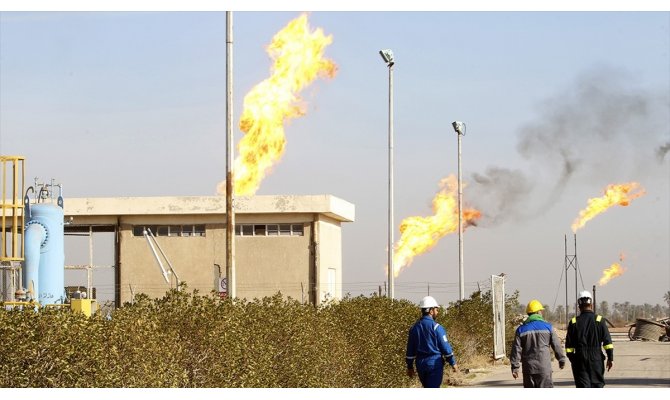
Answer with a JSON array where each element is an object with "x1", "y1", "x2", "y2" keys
[{"x1": 457, "y1": 333, "x2": 670, "y2": 388}]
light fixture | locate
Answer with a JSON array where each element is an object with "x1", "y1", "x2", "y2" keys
[
  {"x1": 452, "y1": 121, "x2": 466, "y2": 135},
  {"x1": 379, "y1": 49, "x2": 394, "y2": 66}
]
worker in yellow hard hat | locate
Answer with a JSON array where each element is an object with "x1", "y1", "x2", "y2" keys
[{"x1": 510, "y1": 299, "x2": 566, "y2": 387}]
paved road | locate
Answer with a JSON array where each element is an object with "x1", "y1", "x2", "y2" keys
[{"x1": 465, "y1": 335, "x2": 670, "y2": 388}]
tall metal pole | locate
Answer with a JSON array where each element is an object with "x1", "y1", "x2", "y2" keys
[
  {"x1": 565, "y1": 234, "x2": 568, "y2": 327},
  {"x1": 225, "y1": 11, "x2": 236, "y2": 299},
  {"x1": 457, "y1": 129, "x2": 464, "y2": 300},
  {"x1": 574, "y1": 234, "x2": 578, "y2": 318},
  {"x1": 387, "y1": 60, "x2": 394, "y2": 300},
  {"x1": 564, "y1": 234, "x2": 579, "y2": 326}
]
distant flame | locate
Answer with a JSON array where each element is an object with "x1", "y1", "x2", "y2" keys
[
  {"x1": 392, "y1": 175, "x2": 482, "y2": 277},
  {"x1": 598, "y1": 254, "x2": 626, "y2": 286},
  {"x1": 217, "y1": 13, "x2": 337, "y2": 196},
  {"x1": 571, "y1": 182, "x2": 645, "y2": 232}
]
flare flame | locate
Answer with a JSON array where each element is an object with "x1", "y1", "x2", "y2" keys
[
  {"x1": 571, "y1": 182, "x2": 645, "y2": 232},
  {"x1": 598, "y1": 253, "x2": 626, "y2": 286},
  {"x1": 392, "y1": 176, "x2": 481, "y2": 277},
  {"x1": 217, "y1": 13, "x2": 337, "y2": 196}
]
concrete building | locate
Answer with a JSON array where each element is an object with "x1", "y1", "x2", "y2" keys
[{"x1": 63, "y1": 195, "x2": 355, "y2": 306}]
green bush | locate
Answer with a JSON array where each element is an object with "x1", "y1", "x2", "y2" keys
[
  {"x1": 440, "y1": 289, "x2": 521, "y2": 361},
  {"x1": 0, "y1": 288, "x2": 519, "y2": 387}
]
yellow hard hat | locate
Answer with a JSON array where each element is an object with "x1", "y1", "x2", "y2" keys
[{"x1": 526, "y1": 299, "x2": 544, "y2": 314}]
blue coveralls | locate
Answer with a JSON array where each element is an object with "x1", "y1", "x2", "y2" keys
[{"x1": 406, "y1": 315, "x2": 456, "y2": 388}]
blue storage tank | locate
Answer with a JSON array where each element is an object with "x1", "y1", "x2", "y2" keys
[{"x1": 23, "y1": 202, "x2": 65, "y2": 305}]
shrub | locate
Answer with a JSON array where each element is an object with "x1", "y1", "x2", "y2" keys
[{"x1": 0, "y1": 288, "x2": 519, "y2": 387}]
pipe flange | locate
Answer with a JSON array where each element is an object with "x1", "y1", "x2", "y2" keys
[{"x1": 26, "y1": 220, "x2": 49, "y2": 248}]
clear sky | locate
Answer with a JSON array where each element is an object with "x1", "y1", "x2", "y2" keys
[{"x1": 1, "y1": 6, "x2": 668, "y2": 308}]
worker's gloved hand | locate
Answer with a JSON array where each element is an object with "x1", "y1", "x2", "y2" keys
[
  {"x1": 559, "y1": 360, "x2": 565, "y2": 369},
  {"x1": 512, "y1": 370, "x2": 518, "y2": 380},
  {"x1": 452, "y1": 364, "x2": 459, "y2": 373},
  {"x1": 606, "y1": 360, "x2": 613, "y2": 372}
]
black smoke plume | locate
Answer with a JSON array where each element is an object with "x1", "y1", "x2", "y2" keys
[{"x1": 468, "y1": 68, "x2": 669, "y2": 226}]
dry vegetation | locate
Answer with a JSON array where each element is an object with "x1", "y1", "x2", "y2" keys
[{"x1": 0, "y1": 287, "x2": 520, "y2": 388}]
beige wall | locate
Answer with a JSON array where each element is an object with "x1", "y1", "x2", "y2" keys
[
  {"x1": 315, "y1": 216, "x2": 343, "y2": 302},
  {"x1": 118, "y1": 215, "x2": 225, "y2": 303},
  {"x1": 234, "y1": 222, "x2": 312, "y2": 302},
  {"x1": 117, "y1": 213, "x2": 322, "y2": 304}
]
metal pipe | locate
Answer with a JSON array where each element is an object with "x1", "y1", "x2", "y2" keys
[
  {"x1": 225, "y1": 10, "x2": 236, "y2": 299},
  {"x1": 88, "y1": 226, "x2": 93, "y2": 297},
  {"x1": 14, "y1": 159, "x2": 19, "y2": 258},
  {"x1": 143, "y1": 229, "x2": 170, "y2": 284},
  {"x1": 313, "y1": 216, "x2": 320, "y2": 303},
  {"x1": 148, "y1": 229, "x2": 181, "y2": 289},
  {"x1": 2, "y1": 159, "x2": 6, "y2": 259},
  {"x1": 20, "y1": 160, "x2": 25, "y2": 260}
]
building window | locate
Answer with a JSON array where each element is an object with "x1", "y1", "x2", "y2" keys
[
  {"x1": 241, "y1": 225, "x2": 254, "y2": 236},
  {"x1": 254, "y1": 224, "x2": 266, "y2": 236},
  {"x1": 132, "y1": 225, "x2": 206, "y2": 237},
  {"x1": 235, "y1": 223, "x2": 304, "y2": 236},
  {"x1": 194, "y1": 225, "x2": 205, "y2": 237},
  {"x1": 267, "y1": 224, "x2": 279, "y2": 236},
  {"x1": 279, "y1": 224, "x2": 291, "y2": 236}
]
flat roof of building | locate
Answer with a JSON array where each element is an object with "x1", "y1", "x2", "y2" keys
[{"x1": 64, "y1": 195, "x2": 355, "y2": 222}]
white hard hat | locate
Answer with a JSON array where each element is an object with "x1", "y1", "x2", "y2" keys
[
  {"x1": 419, "y1": 296, "x2": 439, "y2": 309},
  {"x1": 578, "y1": 290, "x2": 592, "y2": 305},
  {"x1": 579, "y1": 290, "x2": 592, "y2": 299}
]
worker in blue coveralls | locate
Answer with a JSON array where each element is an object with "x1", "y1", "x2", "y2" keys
[{"x1": 406, "y1": 296, "x2": 459, "y2": 388}]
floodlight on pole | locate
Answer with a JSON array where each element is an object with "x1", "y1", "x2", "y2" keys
[
  {"x1": 379, "y1": 49, "x2": 394, "y2": 66},
  {"x1": 380, "y1": 48, "x2": 394, "y2": 299},
  {"x1": 452, "y1": 121, "x2": 466, "y2": 301}
]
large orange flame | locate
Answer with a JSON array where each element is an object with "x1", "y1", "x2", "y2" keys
[
  {"x1": 571, "y1": 182, "x2": 645, "y2": 232},
  {"x1": 217, "y1": 13, "x2": 337, "y2": 196},
  {"x1": 598, "y1": 253, "x2": 626, "y2": 286},
  {"x1": 392, "y1": 175, "x2": 482, "y2": 277}
]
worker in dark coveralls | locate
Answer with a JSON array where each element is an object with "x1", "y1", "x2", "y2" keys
[
  {"x1": 510, "y1": 299, "x2": 566, "y2": 387},
  {"x1": 405, "y1": 296, "x2": 459, "y2": 387},
  {"x1": 565, "y1": 290, "x2": 614, "y2": 387}
]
